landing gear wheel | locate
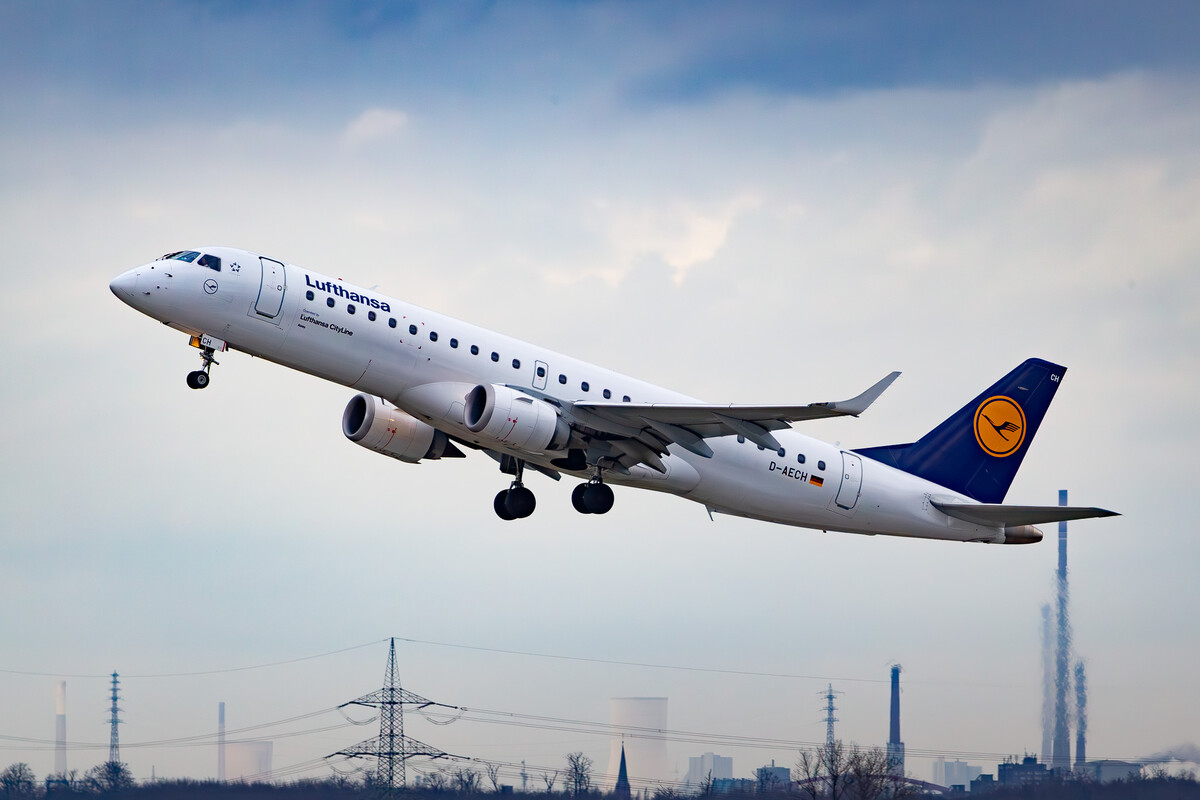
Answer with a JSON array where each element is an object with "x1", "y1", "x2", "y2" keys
[
  {"x1": 504, "y1": 486, "x2": 536, "y2": 519},
  {"x1": 571, "y1": 483, "x2": 592, "y2": 514},
  {"x1": 582, "y1": 483, "x2": 614, "y2": 514},
  {"x1": 187, "y1": 344, "x2": 219, "y2": 390},
  {"x1": 494, "y1": 490, "x2": 516, "y2": 521}
]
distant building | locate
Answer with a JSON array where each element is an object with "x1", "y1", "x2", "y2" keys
[
  {"x1": 1080, "y1": 760, "x2": 1144, "y2": 783},
  {"x1": 969, "y1": 774, "x2": 996, "y2": 793},
  {"x1": 933, "y1": 759, "x2": 982, "y2": 790},
  {"x1": 713, "y1": 778, "x2": 756, "y2": 794},
  {"x1": 684, "y1": 753, "x2": 733, "y2": 788},
  {"x1": 997, "y1": 755, "x2": 1047, "y2": 787},
  {"x1": 755, "y1": 762, "x2": 791, "y2": 792}
]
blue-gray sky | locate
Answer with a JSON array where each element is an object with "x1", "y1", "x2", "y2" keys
[{"x1": 1, "y1": 0, "x2": 1198, "y2": 788}]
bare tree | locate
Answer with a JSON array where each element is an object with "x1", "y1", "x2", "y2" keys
[
  {"x1": 795, "y1": 741, "x2": 851, "y2": 800},
  {"x1": 425, "y1": 769, "x2": 451, "y2": 792},
  {"x1": 83, "y1": 762, "x2": 135, "y2": 793},
  {"x1": 0, "y1": 764, "x2": 35, "y2": 797},
  {"x1": 565, "y1": 752, "x2": 593, "y2": 797},
  {"x1": 455, "y1": 767, "x2": 483, "y2": 794},
  {"x1": 542, "y1": 770, "x2": 559, "y2": 794},
  {"x1": 484, "y1": 762, "x2": 503, "y2": 793},
  {"x1": 699, "y1": 770, "x2": 715, "y2": 797},
  {"x1": 845, "y1": 747, "x2": 889, "y2": 800},
  {"x1": 795, "y1": 743, "x2": 915, "y2": 800}
]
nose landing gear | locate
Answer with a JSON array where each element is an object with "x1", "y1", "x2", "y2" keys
[{"x1": 186, "y1": 345, "x2": 219, "y2": 390}]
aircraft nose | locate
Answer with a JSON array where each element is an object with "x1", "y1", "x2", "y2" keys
[{"x1": 109, "y1": 269, "x2": 138, "y2": 302}]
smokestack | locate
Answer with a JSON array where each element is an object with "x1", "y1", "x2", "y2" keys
[
  {"x1": 1074, "y1": 661, "x2": 1088, "y2": 769},
  {"x1": 218, "y1": 702, "x2": 226, "y2": 782},
  {"x1": 1051, "y1": 490, "x2": 1073, "y2": 771},
  {"x1": 55, "y1": 681, "x2": 67, "y2": 775},
  {"x1": 886, "y1": 665, "x2": 905, "y2": 776},
  {"x1": 1040, "y1": 604, "x2": 1054, "y2": 763}
]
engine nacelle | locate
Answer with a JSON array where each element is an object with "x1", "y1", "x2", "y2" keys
[
  {"x1": 342, "y1": 393, "x2": 457, "y2": 463},
  {"x1": 463, "y1": 383, "x2": 570, "y2": 453}
]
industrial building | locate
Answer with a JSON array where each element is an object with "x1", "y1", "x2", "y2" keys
[{"x1": 683, "y1": 752, "x2": 733, "y2": 788}]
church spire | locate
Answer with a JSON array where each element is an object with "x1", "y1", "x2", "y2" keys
[{"x1": 614, "y1": 742, "x2": 631, "y2": 800}]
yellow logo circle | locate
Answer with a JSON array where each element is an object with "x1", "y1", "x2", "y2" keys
[{"x1": 973, "y1": 396, "x2": 1026, "y2": 457}]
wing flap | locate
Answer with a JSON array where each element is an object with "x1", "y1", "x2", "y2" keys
[
  {"x1": 570, "y1": 371, "x2": 901, "y2": 455},
  {"x1": 932, "y1": 502, "x2": 1119, "y2": 528}
]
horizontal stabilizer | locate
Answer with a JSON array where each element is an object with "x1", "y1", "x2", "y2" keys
[{"x1": 932, "y1": 501, "x2": 1119, "y2": 528}]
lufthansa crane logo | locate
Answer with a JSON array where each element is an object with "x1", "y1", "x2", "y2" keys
[
  {"x1": 973, "y1": 396, "x2": 1026, "y2": 457},
  {"x1": 203, "y1": 279, "x2": 218, "y2": 295}
]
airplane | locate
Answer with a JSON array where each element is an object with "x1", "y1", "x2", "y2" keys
[{"x1": 110, "y1": 247, "x2": 1117, "y2": 543}]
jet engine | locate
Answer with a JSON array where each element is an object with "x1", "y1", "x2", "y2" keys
[
  {"x1": 342, "y1": 393, "x2": 461, "y2": 463},
  {"x1": 463, "y1": 383, "x2": 570, "y2": 453}
]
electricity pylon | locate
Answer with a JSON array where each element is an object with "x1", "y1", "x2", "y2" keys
[{"x1": 329, "y1": 638, "x2": 455, "y2": 791}]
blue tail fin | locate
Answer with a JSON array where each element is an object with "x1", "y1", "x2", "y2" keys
[{"x1": 854, "y1": 358, "x2": 1066, "y2": 503}]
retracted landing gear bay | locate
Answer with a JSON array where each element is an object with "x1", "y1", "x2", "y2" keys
[{"x1": 494, "y1": 457, "x2": 536, "y2": 520}]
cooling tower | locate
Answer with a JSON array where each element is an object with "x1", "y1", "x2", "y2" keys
[
  {"x1": 225, "y1": 741, "x2": 273, "y2": 781},
  {"x1": 608, "y1": 698, "x2": 668, "y2": 788}
]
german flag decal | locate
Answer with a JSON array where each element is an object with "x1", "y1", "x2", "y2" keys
[{"x1": 809, "y1": 475, "x2": 824, "y2": 487}]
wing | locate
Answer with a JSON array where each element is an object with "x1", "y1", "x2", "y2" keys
[
  {"x1": 932, "y1": 502, "x2": 1120, "y2": 528},
  {"x1": 562, "y1": 371, "x2": 901, "y2": 461}
]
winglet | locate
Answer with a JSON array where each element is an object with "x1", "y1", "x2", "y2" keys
[{"x1": 818, "y1": 371, "x2": 901, "y2": 416}]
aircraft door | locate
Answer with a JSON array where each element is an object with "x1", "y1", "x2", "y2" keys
[
  {"x1": 533, "y1": 360, "x2": 549, "y2": 391},
  {"x1": 833, "y1": 451, "x2": 863, "y2": 511},
  {"x1": 254, "y1": 257, "x2": 286, "y2": 319}
]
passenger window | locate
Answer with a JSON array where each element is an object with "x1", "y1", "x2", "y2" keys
[
  {"x1": 471, "y1": 345, "x2": 479, "y2": 355},
  {"x1": 603, "y1": 389, "x2": 611, "y2": 399},
  {"x1": 491, "y1": 352, "x2": 499, "y2": 362},
  {"x1": 737, "y1": 435, "x2": 745, "y2": 444},
  {"x1": 797, "y1": 453, "x2": 806, "y2": 464},
  {"x1": 536, "y1": 366, "x2": 546, "y2": 378},
  {"x1": 347, "y1": 304, "x2": 356, "y2": 315},
  {"x1": 327, "y1": 298, "x2": 335, "y2": 308},
  {"x1": 818, "y1": 460, "x2": 826, "y2": 471},
  {"x1": 197, "y1": 254, "x2": 221, "y2": 271},
  {"x1": 368, "y1": 311, "x2": 376, "y2": 321},
  {"x1": 306, "y1": 290, "x2": 314, "y2": 301},
  {"x1": 623, "y1": 395, "x2": 631, "y2": 402},
  {"x1": 430, "y1": 331, "x2": 438, "y2": 342},
  {"x1": 409, "y1": 324, "x2": 418, "y2": 335},
  {"x1": 559, "y1": 374, "x2": 567, "y2": 384},
  {"x1": 388, "y1": 318, "x2": 397, "y2": 328},
  {"x1": 777, "y1": 448, "x2": 786, "y2": 457},
  {"x1": 450, "y1": 338, "x2": 459, "y2": 349},
  {"x1": 512, "y1": 359, "x2": 520, "y2": 369},
  {"x1": 581, "y1": 381, "x2": 590, "y2": 392}
]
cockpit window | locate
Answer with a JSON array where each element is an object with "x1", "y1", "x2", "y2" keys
[
  {"x1": 197, "y1": 254, "x2": 221, "y2": 271},
  {"x1": 168, "y1": 251, "x2": 200, "y2": 263}
]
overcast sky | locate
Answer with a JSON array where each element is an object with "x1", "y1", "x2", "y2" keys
[{"x1": 2, "y1": 0, "x2": 1198, "y2": 788}]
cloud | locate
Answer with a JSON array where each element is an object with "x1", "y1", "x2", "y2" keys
[{"x1": 341, "y1": 107, "x2": 409, "y2": 148}]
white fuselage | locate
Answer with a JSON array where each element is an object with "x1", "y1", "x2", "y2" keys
[{"x1": 110, "y1": 247, "x2": 1003, "y2": 543}]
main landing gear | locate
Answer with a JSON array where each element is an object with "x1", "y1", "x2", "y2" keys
[
  {"x1": 491, "y1": 459, "x2": 616, "y2": 520},
  {"x1": 571, "y1": 470, "x2": 614, "y2": 515},
  {"x1": 186, "y1": 345, "x2": 218, "y2": 390},
  {"x1": 494, "y1": 458, "x2": 536, "y2": 520}
]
